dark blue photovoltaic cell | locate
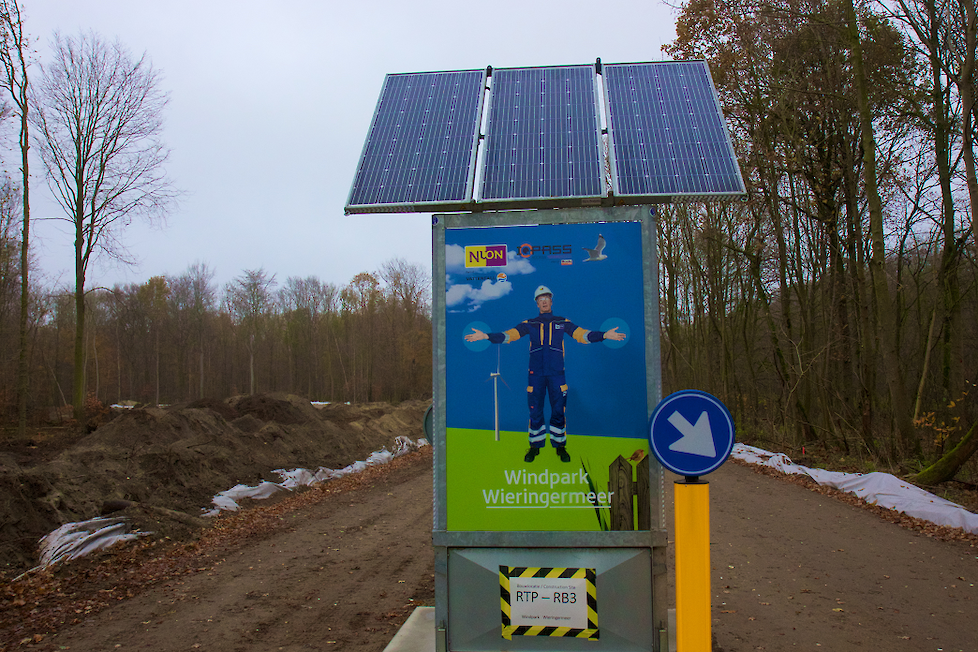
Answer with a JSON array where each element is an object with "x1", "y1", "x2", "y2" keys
[
  {"x1": 347, "y1": 70, "x2": 484, "y2": 208},
  {"x1": 481, "y1": 66, "x2": 604, "y2": 201},
  {"x1": 603, "y1": 61, "x2": 745, "y2": 197}
]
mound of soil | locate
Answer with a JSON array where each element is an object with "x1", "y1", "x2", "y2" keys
[{"x1": 0, "y1": 394, "x2": 428, "y2": 575}]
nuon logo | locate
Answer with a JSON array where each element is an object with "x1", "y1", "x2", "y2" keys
[{"x1": 465, "y1": 245, "x2": 507, "y2": 268}]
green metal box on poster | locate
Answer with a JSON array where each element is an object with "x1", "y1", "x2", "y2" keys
[{"x1": 432, "y1": 206, "x2": 667, "y2": 652}]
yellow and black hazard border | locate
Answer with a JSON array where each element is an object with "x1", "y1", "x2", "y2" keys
[{"x1": 499, "y1": 565, "x2": 598, "y2": 640}]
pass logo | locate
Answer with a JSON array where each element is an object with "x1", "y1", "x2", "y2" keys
[
  {"x1": 519, "y1": 243, "x2": 573, "y2": 258},
  {"x1": 465, "y1": 245, "x2": 507, "y2": 268}
]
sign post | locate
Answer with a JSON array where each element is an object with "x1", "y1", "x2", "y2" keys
[
  {"x1": 648, "y1": 390, "x2": 735, "y2": 652},
  {"x1": 432, "y1": 206, "x2": 668, "y2": 651}
]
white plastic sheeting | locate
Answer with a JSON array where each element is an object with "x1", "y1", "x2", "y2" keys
[
  {"x1": 35, "y1": 437, "x2": 430, "y2": 569},
  {"x1": 732, "y1": 443, "x2": 978, "y2": 534},
  {"x1": 206, "y1": 480, "x2": 288, "y2": 513},
  {"x1": 201, "y1": 436, "x2": 428, "y2": 516},
  {"x1": 37, "y1": 516, "x2": 149, "y2": 569}
]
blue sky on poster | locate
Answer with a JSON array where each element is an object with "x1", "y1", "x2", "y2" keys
[
  {"x1": 17, "y1": 1, "x2": 679, "y2": 293},
  {"x1": 445, "y1": 221, "x2": 648, "y2": 436}
]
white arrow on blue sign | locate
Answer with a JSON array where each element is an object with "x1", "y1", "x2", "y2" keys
[{"x1": 648, "y1": 390, "x2": 735, "y2": 477}]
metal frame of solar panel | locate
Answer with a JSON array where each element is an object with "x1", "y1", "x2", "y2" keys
[
  {"x1": 602, "y1": 60, "x2": 746, "y2": 202},
  {"x1": 478, "y1": 64, "x2": 606, "y2": 208},
  {"x1": 345, "y1": 69, "x2": 486, "y2": 214}
]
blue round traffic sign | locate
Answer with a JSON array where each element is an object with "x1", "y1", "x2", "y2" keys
[{"x1": 648, "y1": 390, "x2": 735, "y2": 477}]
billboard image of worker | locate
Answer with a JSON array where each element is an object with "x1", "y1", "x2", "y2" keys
[
  {"x1": 445, "y1": 220, "x2": 648, "y2": 531},
  {"x1": 464, "y1": 284, "x2": 626, "y2": 462}
]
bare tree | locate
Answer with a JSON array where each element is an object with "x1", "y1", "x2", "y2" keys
[
  {"x1": 280, "y1": 275, "x2": 338, "y2": 397},
  {"x1": 178, "y1": 262, "x2": 216, "y2": 399},
  {"x1": 138, "y1": 276, "x2": 168, "y2": 405},
  {"x1": 844, "y1": 0, "x2": 918, "y2": 450},
  {"x1": 225, "y1": 268, "x2": 277, "y2": 395},
  {"x1": 340, "y1": 272, "x2": 381, "y2": 402},
  {"x1": 0, "y1": 179, "x2": 20, "y2": 347},
  {"x1": 889, "y1": 0, "x2": 969, "y2": 403},
  {"x1": 378, "y1": 259, "x2": 431, "y2": 401},
  {"x1": 0, "y1": 0, "x2": 31, "y2": 434},
  {"x1": 31, "y1": 31, "x2": 176, "y2": 421}
]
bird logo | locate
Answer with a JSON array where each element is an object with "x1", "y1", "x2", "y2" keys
[{"x1": 583, "y1": 234, "x2": 608, "y2": 262}]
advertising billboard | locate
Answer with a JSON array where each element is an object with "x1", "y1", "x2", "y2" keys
[{"x1": 444, "y1": 220, "x2": 649, "y2": 531}]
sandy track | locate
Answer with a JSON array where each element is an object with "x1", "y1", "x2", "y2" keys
[
  {"x1": 669, "y1": 462, "x2": 978, "y2": 652},
  {"x1": 38, "y1": 452, "x2": 435, "y2": 652},
  {"x1": 16, "y1": 448, "x2": 978, "y2": 652}
]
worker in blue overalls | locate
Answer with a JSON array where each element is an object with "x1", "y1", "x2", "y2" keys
[{"x1": 465, "y1": 285, "x2": 626, "y2": 463}]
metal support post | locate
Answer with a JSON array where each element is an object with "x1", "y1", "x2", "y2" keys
[{"x1": 674, "y1": 479, "x2": 710, "y2": 651}]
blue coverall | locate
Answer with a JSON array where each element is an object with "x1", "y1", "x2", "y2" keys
[{"x1": 487, "y1": 313, "x2": 606, "y2": 448}]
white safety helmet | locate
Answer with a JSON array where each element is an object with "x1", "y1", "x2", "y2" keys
[{"x1": 534, "y1": 285, "x2": 553, "y2": 300}]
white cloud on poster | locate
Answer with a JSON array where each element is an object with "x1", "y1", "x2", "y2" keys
[
  {"x1": 446, "y1": 279, "x2": 513, "y2": 310},
  {"x1": 504, "y1": 256, "x2": 536, "y2": 275},
  {"x1": 445, "y1": 244, "x2": 466, "y2": 271}
]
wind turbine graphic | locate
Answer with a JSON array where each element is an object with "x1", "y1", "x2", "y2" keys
[{"x1": 488, "y1": 345, "x2": 508, "y2": 441}]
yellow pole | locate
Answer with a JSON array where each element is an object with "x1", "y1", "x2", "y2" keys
[{"x1": 674, "y1": 480, "x2": 710, "y2": 651}]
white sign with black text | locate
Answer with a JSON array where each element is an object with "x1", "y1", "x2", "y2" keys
[{"x1": 509, "y1": 576, "x2": 588, "y2": 629}]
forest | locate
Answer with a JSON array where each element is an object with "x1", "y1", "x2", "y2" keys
[
  {"x1": 658, "y1": 0, "x2": 977, "y2": 480},
  {"x1": 1, "y1": 0, "x2": 977, "y2": 482},
  {"x1": 0, "y1": 256, "x2": 433, "y2": 413}
]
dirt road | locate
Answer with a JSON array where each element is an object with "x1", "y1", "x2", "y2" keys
[
  {"x1": 681, "y1": 461, "x2": 977, "y2": 652},
  {"x1": 8, "y1": 449, "x2": 978, "y2": 652},
  {"x1": 24, "y1": 450, "x2": 435, "y2": 652}
]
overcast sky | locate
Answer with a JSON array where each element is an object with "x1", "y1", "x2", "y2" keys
[{"x1": 19, "y1": 0, "x2": 679, "y2": 294}]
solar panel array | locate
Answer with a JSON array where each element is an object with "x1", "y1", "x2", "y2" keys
[
  {"x1": 603, "y1": 61, "x2": 745, "y2": 199},
  {"x1": 345, "y1": 60, "x2": 745, "y2": 213},
  {"x1": 480, "y1": 65, "x2": 604, "y2": 203},
  {"x1": 346, "y1": 70, "x2": 486, "y2": 211}
]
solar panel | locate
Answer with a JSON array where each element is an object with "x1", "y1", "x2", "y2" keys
[
  {"x1": 603, "y1": 61, "x2": 746, "y2": 200},
  {"x1": 345, "y1": 70, "x2": 486, "y2": 213},
  {"x1": 480, "y1": 65, "x2": 605, "y2": 203},
  {"x1": 345, "y1": 61, "x2": 746, "y2": 213}
]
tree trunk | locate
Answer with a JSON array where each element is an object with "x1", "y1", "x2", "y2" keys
[
  {"x1": 16, "y1": 118, "x2": 29, "y2": 434},
  {"x1": 912, "y1": 421, "x2": 978, "y2": 485},
  {"x1": 92, "y1": 319, "x2": 99, "y2": 399},
  {"x1": 248, "y1": 333, "x2": 255, "y2": 395},
  {"x1": 6, "y1": 0, "x2": 32, "y2": 437},
  {"x1": 199, "y1": 344, "x2": 205, "y2": 399},
  {"x1": 932, "y1": 52, "x2": 962, "y2": 405},
  {"x1": 914, "y1": 309, "x2": 938, "y2": 422},
  {"x1": 961, "y1": 0, "x2": 978, "y2": 256},
  {"x1": 155, "y1": 329, "x2": 160, "y2": 405},
  {"x1": 116, "y1": 318, "x2": 122, "y2": 401},
  {"x1": 73, "y1": 279, "x2": 86, "y2": 422},
  {"x1": 844, "y1": 0, "x2": 918, "y2": 449}
]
